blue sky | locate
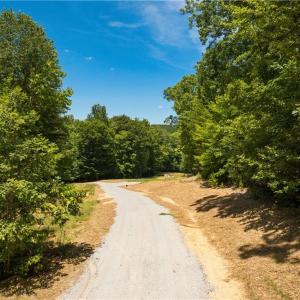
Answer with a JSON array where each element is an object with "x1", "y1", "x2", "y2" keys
[{"x1": 2, "y1": 1, "x2": 204, "y2": 123}]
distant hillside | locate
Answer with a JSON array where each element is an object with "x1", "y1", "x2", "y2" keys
[{"x1": 151, "y1": 124, "x2": 177, "y2": 133}]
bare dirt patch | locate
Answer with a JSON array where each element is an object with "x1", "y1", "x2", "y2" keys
[
  {"x1": 128, "y1": 179, "x2": 300, "y2": 300},
  {"x1": 0, "y1": 183, "x2": 116, "y2": 300}
]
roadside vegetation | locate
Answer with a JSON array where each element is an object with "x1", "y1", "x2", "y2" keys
[
  {"x1": 50, "y1": 184, "x2": 100, "y2": 245},
  {"x1": 0, "y1": 183, "x2": 115, "y2": 299},
  {"x1": 0, "y1": 10, "x2": 180, "y2": 280},
  {"x1": 0, "y1": 0, "x2": 299, "y2": 297},
  {"x1": 0, "y1": 11, "x2": 84, "y2": 279},
  {"x1": 165, "y1": 0, "x2": 300, "y2": 201}
]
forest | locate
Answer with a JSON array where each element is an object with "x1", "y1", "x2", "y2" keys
[
  {"x1": 0, "y1": 11, "x2": 180, "y2": 278},
  {"x1": 0, "y1": 0, "x2": 299, "y2": 280},
  {"x1": 65, "y1": 108, "x2": 181, "y2": 182},
  {"x1": 165, "y1": 0, "x2": 300, "y2": 200}
]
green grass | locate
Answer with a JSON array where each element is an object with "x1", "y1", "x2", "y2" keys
[
  {"x1": 126, "y1": 176, "x2": 162, "y2": 183},
  {"x1": 126, "y1": 172, "x2": 185, "y2": 183}
]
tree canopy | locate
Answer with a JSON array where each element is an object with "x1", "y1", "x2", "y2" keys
[
  {"x1": 166, "y1": 0, "x2": 300, "y2": 199},
  {"x1": 2, "y1": 0, "x2": 299, "y2": 279},
  {"x1": 70, "y1": 107, "x2": 181, "y2": 181}
]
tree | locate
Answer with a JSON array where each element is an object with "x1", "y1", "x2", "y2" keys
[
  {"x1": 87, "y1": 104, "x2": 109, "y2": 124},
  {"x1": 0, "y1": 11, "x2": 82, "y2": 277},
  {"x1": 0, "y1": 86, "x2": 82, "y2": 277},
  {"x1": 0, "y1": 11, "x2": 75, "y2": 180},
  {"x1": 164, "y1": 75, "x2": 202, "y2": 173},
  {"x1": 0, "y1": 11, "x2": 71, "y2": 145},
  {"x1": 76, "y1": 107, "x2": 117, "y2": 181},
  {"x1": 111, "y1": 116, "x2": 154, "y2": 178},
  {"x1": 166, "y1": 0, "x2": 300, "y2": 199},
  {"x1": 57, "y1": 115, "x2": 82, "y2": 182},
  {"x1": 151, "y1": 126, "x2": 181, "y2": 172},
  {"x1": 71, "y1": 108, "x2": 182, "y2": 181},
  {"x1": 164, "y1": 115, "x2": 178, "y2": 126}
]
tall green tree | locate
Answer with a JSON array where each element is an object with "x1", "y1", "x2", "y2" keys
[
  {"x1": 0, "y1": 86, "x2": 81, "y2": 278},
  {"x1": 151, "y1": 126, "x2": 181, "y2": 172},
  {"x1": 76, "y1": 105, "x2": 117, "y2": 181},
  {"x1": 0, "y1": 11, "x2": 71, "y2": 144},
  {"x1": 111, "y1": 115, "x2": 154, "y2": 178},
  {"x1": 164, "y1": 75, "x2": 203, "y2": 173},
  {"x1": 87, "y1": 104, "x2": 109, "y2": 124},
  {"x1": 0, "y1": 11, "x2": 82, "y2": 277},
  {"x1": 0, "y1": 11, "x2": 75, "y2": 180},
  {"x1": 166, "y1": 0, "x2": 300, "y2": 199}
]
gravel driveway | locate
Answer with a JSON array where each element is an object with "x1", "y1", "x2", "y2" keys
[{"x1": 62, "y1": 181, "x2": 211, "y2": 300}]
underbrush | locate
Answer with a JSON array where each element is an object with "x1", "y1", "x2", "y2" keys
[
  {"x1": 0, "y1": 184, "x2": 96, "y2": 280},
  {"x1": 50, "y1": 184, "x2": 98, "y2": 245}
]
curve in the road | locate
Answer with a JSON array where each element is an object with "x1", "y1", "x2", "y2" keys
[{"x1": 62, "y1": 181, "x2": 211, "y2": 300}]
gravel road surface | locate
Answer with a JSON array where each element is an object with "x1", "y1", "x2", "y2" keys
[{"x1": 62, "y1": 181, "x2": 211, "y2": 300}]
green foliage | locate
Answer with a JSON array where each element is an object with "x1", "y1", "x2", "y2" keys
[
  {"x1": 164, "y1": 115, "x2": 178, "y2": 126},
  {"x1": 68, "y1": 109, "x2": 181, "y2": 181},
  {"x1": 111, "y1": 115, "x2": 155, "y2": 178},
  {"x1": 166, "y1": 0, "x2": 300, "y2": 199},
  {"x1": 0, "y1": 87, "x2": 83, "y2": 277},
  {"x1": 164, "y1": 75, "x2": 203, "y2": 172},
  {"x1": 151, "y1": 124, "x2": 177, "y2": 134},
  {"x1": 76, "y1": 110, "x2": 117, "y2": 181},
  {"x1": 87, "y1": 104, "x2": 109, "y2": 124},
  {"x1": 56, "y1": 116, "x2": 82, "y2": 182},
  {"x1": 0, "y1": 11, "x2": 71, "y2": 145},
  {"x1": 150, "y1": 127, "x2": 181, "y2": 172},
  {"x1": 71, "y1": 105, "x2": 180, "y2": 181},
  {"x1": 0, "y1": 10, "x2": 77, "y2": 182},
  {"x1": 0, "y1": 11, "x2": 83, "y2": 278}
]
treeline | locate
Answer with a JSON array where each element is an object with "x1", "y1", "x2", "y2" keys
[
  {"x1": 165, "y1": 0, "x2": 300, "y2": 200},
  {"x1": 65, "y1": 106, "x2": 181, "y2": 181},
  {"x1": 0, "y1": 11, "x2": 180, "y2": 277}
]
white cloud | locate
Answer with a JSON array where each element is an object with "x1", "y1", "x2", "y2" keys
[
  {"x1": 85, "y1": 56, "x2": 93, "y2": 61},
  {"x1": 113, "y1": 1, "x2": 205, "y2": 70},
  {"x1": 121, "y1": 36, "x2": 191, "y2": 70},
  {"x1": 189, "y1": 28, "x2": 199, "y2": 44},
  {"x1": 140, "y1": 4, "x2": 180, "y2": 46},
  {"x1": 165, "y1": 0, "x2": 185, "y2": 12},
  {"x1": 132, "y1": 1, "x2": 199, "y2": 49},
  {"x1": 108, "y1": 21, "x2": 142, "y2": 29}
]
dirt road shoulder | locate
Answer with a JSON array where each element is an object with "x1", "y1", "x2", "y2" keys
[
  {"x1": 127, "y1": 179, "x2": 300, "y2": 300},
  {"x1": 0, "y1": 183, "x2": 116, "y2": 300},
  {"x1": 127, "y1": 182, "x2": 244, "y2": 300}
]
